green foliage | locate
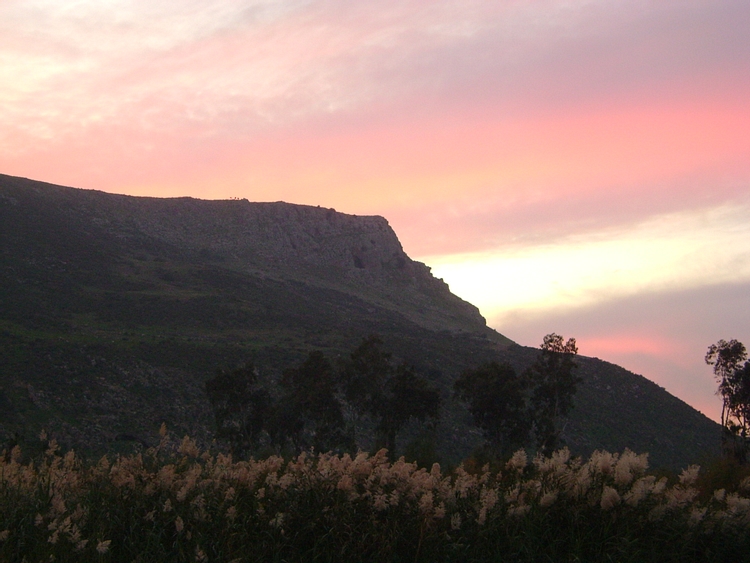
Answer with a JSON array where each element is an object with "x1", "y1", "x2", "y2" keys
[
  {"x1": 455, "y1": 334, "x2": 581, "y2": 457},
  {"x1": 204, "y1": 338, "x2": 440, "y2": 460},
  {"x1": 377, "y1": 364, "x2": 441, "y2": 456},
  {"x1": 276, "y1": 351, "x2": 352, "y2": 453},
  {"x1": 341, "y1": 335, "x2": 392, "y2": 414},
  {"x1": 341, "y1": 336, "x2": 441, "y2": 458}
]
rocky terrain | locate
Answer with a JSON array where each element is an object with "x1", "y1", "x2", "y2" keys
[
  {"x1": 0, "y1": 173, "x2": 719, "y2": 467},
  {"x1": 1, "y1": 175, "x2": 495, "y2": 335}
]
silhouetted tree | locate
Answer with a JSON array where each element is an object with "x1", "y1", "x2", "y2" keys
[
  {"x1": 706, "y1": 339, "x2": 748, "y2": 430},
  {"x1": 341, "y1": 335, "x2": 392, "y2": 414},
  {"x1": 706, "y1": 339, "x2": 750, "y2": 461},
  {"x1": 377, "y1": 364, "x2": 441, "y2": 456},
  {"x1": 208, "y1": 337, "x2": 441, "y2": 458},
  {"x1": 276, "y1": 351, "x2": 350, "y2": 452},
  {"x1": 341, "y1": 335, "x2": 441, "y2": 458},
  {"x1": 454, "y1": 361, "x2": 530, "y2": 455},
  {"x1": 527, "y1": 333, "x2": 580, "y2": 455},
  {"x1": 205, "y1": 363, "x2": 271, "y2": 457}
]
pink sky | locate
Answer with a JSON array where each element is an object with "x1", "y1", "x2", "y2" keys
[{"x1": 2, "y1": 0, "x2": 749, "y2": 422}]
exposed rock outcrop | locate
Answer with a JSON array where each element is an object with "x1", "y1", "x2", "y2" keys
[{"x1": 1, "y1": 174, "x2": 492, "y2": 336}]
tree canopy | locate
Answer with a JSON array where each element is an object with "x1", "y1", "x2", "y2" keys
[
  {"x1": 205, "y1": 333, "x2": 583, "y2": 461},
  {"x1": 528, "y1": 334, "x2": 581, "y2": 455},
  {"x1": 205, "y1": 336, "x2": 440, "y2": 459},
  {"x1": 341, "y1": 336, "x2": 441, "y2": 458},
  {"x1": 706, "y1": 339, "x2": 750, "y2": 461},
  {"x1": 453, "y1": 361, "x2": 530, "y2": 455},
  {"x1": 276, "y1": 350, "x2": 351, "y2": 452},
  {"x1": 204, "y1": 363, "x2": 270, "y2": 458},
  {"x1": 453, "y1": 333, "x2": 580, "y2": 457}
]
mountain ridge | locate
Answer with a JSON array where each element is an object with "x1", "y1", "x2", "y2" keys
[
  {"x1": 0, "y1": 173, "x2": 497, "y2": 338},
  {"x1": 0, "y1": 173, "x2": 719, "y2": 467}
]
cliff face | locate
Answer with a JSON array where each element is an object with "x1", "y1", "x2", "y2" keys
[
  {"x1": 0, "y1": 174, "x2": 491, "y2": 336},
  {"x1": 0, "y1": 173, "x2": 720, "y2": 468}
]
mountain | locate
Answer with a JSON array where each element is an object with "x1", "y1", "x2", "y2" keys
[{"x1": 0, "y1": 173, "x2": 720, "y2": 467}]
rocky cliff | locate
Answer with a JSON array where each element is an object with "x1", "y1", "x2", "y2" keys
[
  {"x1": 0, "y1": 174, "x2": 493, "y2": 336},
  {"x1": 0, "y1": 173, "x2": 720, "y2": 468}
]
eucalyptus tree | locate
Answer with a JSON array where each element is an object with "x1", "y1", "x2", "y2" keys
[
  {"x1": 527, "y1": 334, "x2": 580, "y2": 455},
  {"x1": 453, "y1": 361, "x2": 530, "y2": 456},
  {"x1": 204, "y1": 363, "x2": 271, "y2": 458},
  {"x1": 276, "y1": 350, "x2": 351, "y2": 453},
  {"x1": 706, "y1": 339, "x2": 750, "y2": 461},
  {"x1": 377, "y1": 363, "x2": 441, "y2": 457},
  {"x1": 341, "y1": 335, "x2": 441, "y2": 458}
]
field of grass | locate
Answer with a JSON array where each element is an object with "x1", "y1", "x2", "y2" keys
[{"x1": 2, "y1": 428, "x2": 749, "y2": 562}]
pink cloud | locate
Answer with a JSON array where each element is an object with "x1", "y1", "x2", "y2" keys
[
  {"x1": 2, "y1": 0, "x2": 749, "y2": 425},
  {"x1": 497, "y1": 281, "x2": 750, "y2": 423},
  {"x1": 3, "y1": 85, "x2": 747, "y2": 260},
  {"x1": 582, "y1": 334, "x2": 688, "y2": 365}
]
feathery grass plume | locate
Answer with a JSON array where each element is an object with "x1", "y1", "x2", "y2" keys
[
  {"x1": 540, "y1": 490, "x2": 558, "y2": 508},
  {"x1": 614, "y1": 449, "x2": 648, "y2": 486},
  {"x1": 600, "y1": 486, "x2": 621, "y2": 510},
  {"x1": 3, "y1": 436, "x2": 750, "y2": 562},
  {"x1": 178, "y1": 436, "x2": 200, "y2": 458},
  {"x1": 506, "y1": 449, "x2": 527, "y2": 473},
  {"x1": 450, "y1": 513, "x2": 462, "y2": 530},
  {"x1": 624, "y1": 476, "x2": 656, "y2": 507},
  {"x1": 96, "y1": 539, "x2": 111, "y2": 554},
  {"x1": 679, "y1": 465, "x2": 701, "y2": 486}
]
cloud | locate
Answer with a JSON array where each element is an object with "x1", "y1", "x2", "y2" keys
[
  {"x1": 1, "y1": 0, "x2": 748, "y2": 425},
  {"x1": 4, "y1": 0, "x2": 748, "y2": 151},
  {"x1": 487, "y1": 280, "x2": 750, "y2": 422},
  {"x1": 423, "y1": 200, "x2": 750, "y2": 319}
]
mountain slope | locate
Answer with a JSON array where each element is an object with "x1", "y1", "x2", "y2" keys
[{"x1": 0, "y1": 174, "x2": 720, "y2": 467}]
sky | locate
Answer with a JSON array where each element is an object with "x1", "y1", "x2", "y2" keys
[{"x1": 2, "y1": 0, "x2": 749, "y2": 422}]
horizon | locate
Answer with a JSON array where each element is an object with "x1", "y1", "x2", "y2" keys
[{"x1": 2, "y1": 0, "x2": 750, "y2": 422}]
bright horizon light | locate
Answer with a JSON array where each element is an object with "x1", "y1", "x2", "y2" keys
[{"x1": 424, "y1": 201, "x2": 750, "y2": 325}]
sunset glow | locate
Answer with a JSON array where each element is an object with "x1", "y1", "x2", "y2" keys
[
  {"x1": 2, "y1": 0, "x2": 749, "y2": 422},
  {"x1": 429, "y1": 202, "x2": 750, "y2": 320}
]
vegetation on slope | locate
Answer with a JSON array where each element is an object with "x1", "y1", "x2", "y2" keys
[{"x1": 0, "y1": 174, "x2": 721, "y2": 468}]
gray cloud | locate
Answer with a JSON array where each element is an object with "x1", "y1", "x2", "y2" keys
[
  {"x1": 393, "y1": 179, "x2": 750, "y2": 257},
  {"x1": 493, "y1": 280, "x2": 750, "y2": 421}
]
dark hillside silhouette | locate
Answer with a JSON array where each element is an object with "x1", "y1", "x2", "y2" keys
[{"x1": 0, "y1": 173, "x2": 720, "y2": 467}]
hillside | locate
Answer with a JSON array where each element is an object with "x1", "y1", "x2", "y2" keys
[{"x1": 0, "y1": 173, "x2": 720, "y2": 467}]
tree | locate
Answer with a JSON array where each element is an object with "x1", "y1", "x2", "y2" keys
[
  {"x1": 341, "y1": 335, "x2": 392, "y2": 414},
  {"x1": 341, "y1": 335, "x2": 441, "y2": 458},
  {"x1": 527, "y1": 333, "x2": 580, "y2": 455},
  {"x1": 207, "y1": 337, "x2": 441, "y2": 458},
  {"x1": 730, "y1": 363, "x2": 750, "y2": 438},
  {"x1": 706, "y1": 339, "x2": 750, "y2": 461},
  {"x1": 706, "y1": 339, "x2": 748, "y2": 430},
  {"x1": 377, "y1": 364, "x2": 441, "y2": 456},
  {"x1": 276, "y1": 351, "x2": 350, "y2": 452},
  {"x1": 205, "y1": 363, "x2": 271, "y2": 457},
  {"x1": 454, "y1": 361, "x2": 530, "y2": 455}
]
